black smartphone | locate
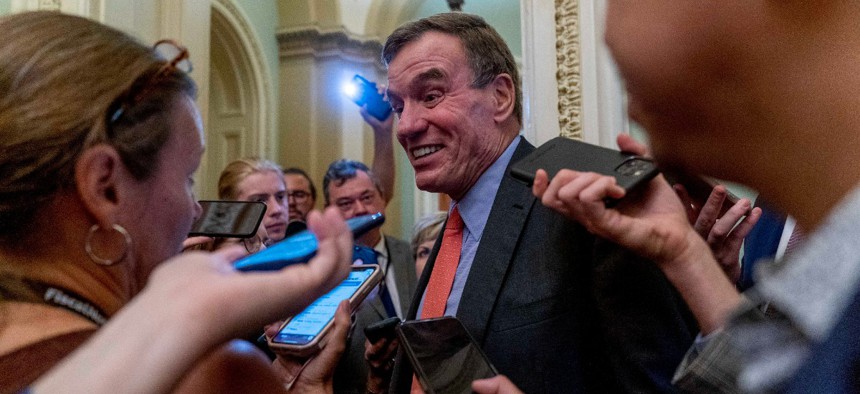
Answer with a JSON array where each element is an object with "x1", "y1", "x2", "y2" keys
[
  {"x1": 397, "y1": 317, "x2": 498, "y2": 394},
  {"x1": 188, "y1": 200, "x2": 266, "y2": 238},
  {"x1": 345, "y1": 74, "x2": 392, "y2": 121},
  {"x1": 364, "y1": 316, "x2": 401, "y2": 343},
  {"x1": 269, "y1": 264, "x2": 383, "y2": 356},
  {"x1": 233, "y1": 212, "x2": 385, "y2": 272},
  {"x1": 510, "y1": 136, "x2": 659, "y2": 195}
]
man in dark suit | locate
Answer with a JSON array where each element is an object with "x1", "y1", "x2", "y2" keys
[
  {"x1": 381, "y1": 12, "x2": 696, "y2": 393},
  {"x1": 322, "y1": 159, "x2": 416, "y2": 394}
]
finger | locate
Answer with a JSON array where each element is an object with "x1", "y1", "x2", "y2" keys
[
  {"x1": 306, "y1": 208, "x2": 353, "y2": 287},
  {"x1": 693, "y1": 185, "x2": 727, "y2": 237},
  {"x1": 671, "y1": 183, "x2": 698, "y2": 224},
  {"x1": 577, "y1": 175, "x2": 626, "y2": 203},
  {"x1": 365, "y1": 337, "x2": 392, "y2": 364},
  {"x1": 717, "y1": 198, "x2": 752, "y2": 226},
  {"x1": 706, "y1": 198, "x2": 752, "y2": 246},
  {"x1": 532, "y1": 169, "x2": 550, "y2": 199},
  {"x1": 722, "y1": 206, "x2": 762, "y2": 252},
  {"x1": 539, "y1": 169, "x2": 580, "y2": 213},
  {"x1": 616, "y1": 133, "x2": 651, "y2": 157},
  {"x1": 211, "y1": 245, "x2": 247, "y2": 268},
  {"x1": 554, "y1": 172, "x2": 605, "y2": 204},
  {"x1": 263, "y1": 320, "x2": 284, "y2": 339},
  {"x1": 383, "y1": 338, "x2": 399, "y2": 360},
  {"x1": 182, "y1": 236, "x2": 213, "y2": 250},
  {"x1": 325, "y1": 300, "x2": 350, "y2": 355},
  {"x1": 359, "y1": 106, "x2": 373, "y2": 123}
]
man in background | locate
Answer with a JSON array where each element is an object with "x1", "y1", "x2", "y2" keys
[{"x1": 323, "y1": 159, "x2": 416, "y2": 393}]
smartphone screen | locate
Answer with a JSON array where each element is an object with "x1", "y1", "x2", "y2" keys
[
  {"x1": 273, "y1": 265, "x2": 380, "y2": 347},
  {"x1": 397, "y1": 317, "x2": 498, "y2": 394},
  {"x1": 188, "y1": 200, "x2": 266, "y2": 238}
]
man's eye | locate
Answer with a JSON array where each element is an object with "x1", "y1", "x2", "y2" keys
[{"x1": 423, "y1": 93, "x2": 440, "y2": 103}]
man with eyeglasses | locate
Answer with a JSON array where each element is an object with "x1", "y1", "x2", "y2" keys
[
  {"x1": 283, "y1": 167, "x2": 317, "y2": 223},
  {"x1": 322, "y1": 159, "x2": 416, "y2": 393}
]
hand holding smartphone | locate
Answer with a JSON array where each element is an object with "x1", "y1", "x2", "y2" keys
[
  {"x1": 510, "y1": 137, "x2": 659, "y2": 201},
  {"x1": 233, "y1": 213, "x2": 385, "y2": 272},
  {"x1": 364, "y1": 316, "x2": 401, "y2": 343},
  {"x1": 268, "y1": 265, "x2": 383, "y2": 357},
  {"x1": 344, "y1": 74, "x2": 392, "y2": 121}
]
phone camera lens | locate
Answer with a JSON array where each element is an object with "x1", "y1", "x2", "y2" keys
[{"x1": 616, "y1": 158, "x2": 652, "y2": 177}]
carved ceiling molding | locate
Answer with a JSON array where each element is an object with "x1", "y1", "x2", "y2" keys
[
  {"x1": 555, "y1": 0, "x2": 583, "y2": 140},
  {"x1": 277, "y1": 27, "x2": 385, "y2": 70},
  {"x1": 38, "y1": 0, "x2": 61, "y2": 10}
]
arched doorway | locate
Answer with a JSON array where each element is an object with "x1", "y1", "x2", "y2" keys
[{"x1": 204, "y1": 0, "x2": 273, "y2": 198}]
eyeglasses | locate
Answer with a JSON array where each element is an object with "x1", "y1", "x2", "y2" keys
[
  {"x1": 107, "y1": 39, "x2": 193, "y2": 127},
  {"x1": 242, "y1": 234, "x2": 275, "y2": 254},
  {"x1": 287, "y1": 190, "x2": 311, "y2": 202}
]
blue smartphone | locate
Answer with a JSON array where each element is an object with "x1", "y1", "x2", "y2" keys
[
  {"x1": 233, "y1": 212, "x2": 385, "y2": 272},
  {"x1": 344, "y1": 74, "x2": 392, "y2": 121}
]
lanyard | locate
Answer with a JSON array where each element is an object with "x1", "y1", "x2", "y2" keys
[{"x1": 0, "y1": 274, "x2": 108, "y2": 326}]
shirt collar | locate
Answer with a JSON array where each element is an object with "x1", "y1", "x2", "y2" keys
[
  {"x1": 373, "y1": 235, "x2": 388, "y2": 260},
  {"x1": 755, "y1": 184, "x2": 860, "y2": 340},
  {"x1": 455, "y1": 135, "x2": 522, "y2": 240}
]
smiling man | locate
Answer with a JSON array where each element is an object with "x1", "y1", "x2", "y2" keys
[{"x1": 382, "y1": 13, "x2": 697, "y2": 393}]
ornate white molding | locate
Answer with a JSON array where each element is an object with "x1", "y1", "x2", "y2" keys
[
  {"x1": 277, "y1": 26, "x2": 385, "y2": 70},
  {"x1": 554, "y1": 0, "x2": 583, "y2": 140}
]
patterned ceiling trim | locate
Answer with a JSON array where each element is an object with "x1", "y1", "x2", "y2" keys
[
  {"x1": 277, "y1": 27, "x2": 385, "y2": 70},
  {"x1": 555, "y1": 0, "x2": 583, "y2": 140}
]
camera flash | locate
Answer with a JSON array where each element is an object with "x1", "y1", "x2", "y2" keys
[{"x1": 342, "y1": 81, "x2": 358, "y2": 100}]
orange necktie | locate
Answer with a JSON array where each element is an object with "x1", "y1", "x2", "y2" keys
[
  {"x1": 420, "y1": 205, "x2": 463, "y2": 318},
  {"x1": 413, "y1": 206, "x2": 464, "y2": 393}
]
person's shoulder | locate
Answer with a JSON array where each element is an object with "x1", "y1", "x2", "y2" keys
[
  {"x1": 384, "y1": 235, "x2": 411, "y2": 255},
  {"x1": 174, "y1": 340, "x2": 286, "y2": 394}
]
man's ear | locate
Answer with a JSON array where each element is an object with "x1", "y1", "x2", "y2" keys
[
  {"x1": 74, "y1": 145, "x2": 126, "y2": 226},
  {"x1": 490, "y1": 73, "x2": 516, "y2": 124}
]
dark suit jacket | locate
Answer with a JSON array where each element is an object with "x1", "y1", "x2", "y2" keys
[
  {"x1": 390, "y1": 139, "x2": 697, "y2": 393},
  {"x1": 334, "y1": 235, "x2": 417, "y2": 394}
]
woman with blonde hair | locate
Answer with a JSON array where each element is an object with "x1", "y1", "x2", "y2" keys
[
  {"x1": 218, "y1": 158, "x2": 290, "y2": 242},
  {"x1": 0, "y1": 11, "x2": 352, "y2": 393}
]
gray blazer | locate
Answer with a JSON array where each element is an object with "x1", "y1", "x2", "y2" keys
[
  {"x1": 390, "y1": 139, "x2": 697, "y2": 393},
  {"x1": 333, "y1": 235, "x2": 416, "y2": 394}
]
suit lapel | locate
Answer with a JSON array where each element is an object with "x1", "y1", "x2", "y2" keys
[
  {"x1": 385, "y1": 235, "x2": 418, "y2": 314},
  {"x1": 456, "y1": 140, "x2": 537, "y2": 344}
]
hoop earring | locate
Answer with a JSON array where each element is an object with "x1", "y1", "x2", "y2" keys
[{"x1": 85, "y1": 224, "x2": 132, "y2": 266}]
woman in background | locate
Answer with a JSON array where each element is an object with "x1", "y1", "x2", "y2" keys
[
  {"x1": 410, "y1": 211, "x2": 447, "y2": 278},
  {"x1": 0, "y1": 11, "x2": 351, "y2": 393},
  {"x1": 218, "y1": 158, "x2": 290, "y2": 242}
]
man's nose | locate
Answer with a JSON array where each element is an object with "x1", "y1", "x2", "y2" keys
[
  {"x1": 353, "y1": 200, "x2": 370, "y2": 215},
  {"x1": 395, "y1": 102, "x2": 427, "y2": 141}
]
